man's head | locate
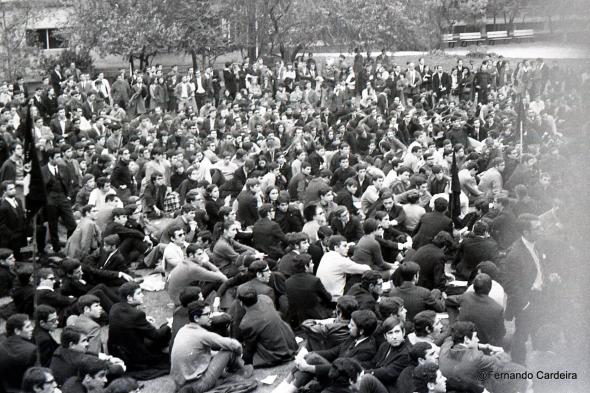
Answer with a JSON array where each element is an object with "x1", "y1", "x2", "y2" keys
[
  {"x1": 237, "y1": 286, "x2": 258, "y2": 308},
  {"x1": 413, "y1": 362, "x2": 446, "y2": 393},
  {"x1": 36, "y1": 305, "x2": 58, "y2": 332},
  {"x1": 187, "y1": 299, "x2": 212, "y2": 327},
  {"x1": 286, "y1": 232, "x2": 310, "y2": 253},
  {"x1": 0, "y1": 248, "x2": 15, "y2": 268},
  {"x1": 398, "y1": 261, "x2": 420, "y2": 283},
  {"x1": 348, "y1": 310, "x2": 378, "y2": 338},
  {"x1": 77, "y1": 357, "x2": 108, "y2": 391},
  {"x1": 103, "y1": 234, "x2": 120, "y2": 252},
  {"x1": 382, "y1": 315, "x2": 405, "y2": 347},
  {"x1": 169, "y1": 225, "x2": 186, "y2": 245},
  {"x1": 61, "y1": 327, "x2": 89, "y2": 352},
  {"x1": 328, "y1": 235, "x2": 349, "y2": 256},
  {"x1": 22, "y1": 367, "x2": 57, "y2": 393},
  {"x1": 249, "y1": 260, "x2": 271, "y2": 283},
  {"x1": 413, "y1": 310, "x2": 442, "y2": 338},
  {"x1": 360, "y1": 270, "x2": 384, "y2": 297},
  {"x1": 433, "y1": 197, "x2": 448, "y2": 213},
  {"x1": 409, "y1": 342, "x2": 439, "y2": 366},
  {"x1": 451, "y1": 321, "x2": 478, "y2": 348},
  {"x1": 78, "y1": 294, "x2": 103, "y2": 320},
  {"x1": 119, "y1": 282, "x2": 143, "y2": 305},
  {"x1": 473, "y1": 273, "x2": 492, "y2": 296},
  {"x1": 517, "y1": 213, "x2": 543, "y2": 243},
  {"x1": 6, "y1": 313, "x2": 33, "y2": 340},
  {"x1": 112, "y1": 208, "x2": 128, "y2": 225}
]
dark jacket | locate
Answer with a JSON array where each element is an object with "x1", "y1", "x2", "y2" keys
[
  {"x1": 367, "y1": 341, "x2": 411, "y2": 391},
  {"x1": 252, "y1": 217, "x2": 287, "y2": 260},
  {"x1": 454, "y1": 236, "x2": 500, "y2": 281},
  {"x1": 0, "y1": 198, "x2": 27, "y2": 251},
  {"x1": 285, "y1": 272, "x2": 333, "y2": 326},
  {"x1": 453, "y1": 292, "x2": 506, "y2": 346},
  {"x1": 236, "y1": 189, "x2": 259, "y2": 228},
  {"x1": 50, "y1": 347, "x2": 123, "y2": 385},
  {"x1": 387, "y1": 281, "x2": 445, "y2": 321},
  {"x1": 314, "y1": 335, "x2": 378, "y2": 376},
  {"x1": 346, "y1": 283, "x2": 378, "y2": 312},
  {"x1": 330, "y1": 216, "x2": 363, "y2": 243},
  {"x1": 412, "y1": 243, "x2": 447, "y2": 291},
  {"x1": 34, "y1": 327, "x2": 59, "y2": 367},
  {"x1": 0, "y1": 335, "x2": 37, "y2": 393},
  {"x1": 412, "y1": 211, "x2": 453, "y2": 250}
]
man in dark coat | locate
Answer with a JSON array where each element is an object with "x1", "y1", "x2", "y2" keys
[
  {"x1": 448, "y1": 273, "x2": 506, "y2": 346},
  {"x1": 285, "y1": 254, "x2": 332, "y2": 327},
  {"x1": 33, "y1": 305, "x2": 60, "y2": 367},
  {"x1": 453, "y1": 221, "x2": 500, "y2": 281},
  {"x1": 503, "y1": 214, "x2": 559, "y2": 365},
  {"x1": 236, "y1": 178, "x2": 260, "y2": 228},
  {"x1": 237, "y1": 287, "x2": 298, "y2": 368},
  {"x1": 412, "y1": 197, "x2": 453, "y2": 250},
  {"x1": 108, "y1": 282, "x2": 171, "y2": 380},
  {"x1": 345, "y1": 270, "x2": 383, "y2": 312},
  {"x1": 411, "y1": 231, "x2": 454, "y2": 291},
  {"x1": 431, "y1": 65, "x2": 451, "y2": 99},
  {"x1": 0, "y1": 181, "x2": 27, "y2": 260},
  {"x1": 387, "y1": 262, "x2": 445, "y2": 321},
  {"x1": 252, "y1": 204, "x2": 287, "y2": 262},
  {"x1": 0, "y1": 314, "x2": 36, "y2": 393}
]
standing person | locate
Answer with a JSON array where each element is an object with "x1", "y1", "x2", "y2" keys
[
  {"x1": 0, "y1": 180, "x2": 27, "y2": 260},
  {"x1": 0, "y1": 142, "x2": 25, "y2": 199},
  {"x1": 503, "y1": 214, "x2": 559, "y2": 365},
  {"x1": 42, "y1": 148, "x2": 77, "y2": 254}
]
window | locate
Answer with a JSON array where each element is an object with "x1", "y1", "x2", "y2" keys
[{"x1": 26, "y1": 29, "x2": 65, "y2": 50}]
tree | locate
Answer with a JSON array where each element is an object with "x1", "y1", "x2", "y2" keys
[
  {"x1": 0, "y1": 0, "x2": 40, "y2": 80},
  {"x1": 60, "y1": 0, "x2": 178, "y2": 71}
]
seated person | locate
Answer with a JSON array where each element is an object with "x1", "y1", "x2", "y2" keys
[
  {"x1": 61, "y1": 356, "x2": 109, "y2": 393},
  {"x1": 171, "y1": 300, "x2": 252, "y2": 393},
  {"x1": 210, "y1": 219, "x2": 261, "y2": 278},
  {"x1": 50, "y1": 327, "x2": 124, "y2": 385},
  {"x1": 60, "y1": 259, "x2": 124, "y2": 313},
  {"x1": 84, "y1": 234, "x2": 128, "y2": 273},
  {"x1": 301, "y1": 295, "x2": 359, "y2": 352},
  {"x1": 167, "y1": 243, "x2": 227, "y2": 306},
  {"x1": 237, "y1": 286, "x2": 298, "y2": 367},
  {"x1": 396, "y1": 342, "x2": 440, "y2": 393},
  {"x1": 407, "y1": 310, "x2": 444, "y2": 347},
  {"x1": 321, "y1": 357, "x2": 389, "y2": 393},
  {"x1": 386, "y1": 261, "x2": 445, "y2": 321},
  {"x1": 21, "y1": 367, "x2": 60, "y2": 393},
  {"x1": 412, "y1": 361, "x2": 447, "y2": 393},
  {"x1": 108, "y1": 282, "x2": 171, "y2": 380},
  {"x1": 103, "y1": 208, "x2": 151, "y2": 263},
  {"x1": 446, "y1": 273, "x2": 506, "y2": 346},
  {"x1": 33, "y1": 305, "x2": 59, "y2": 367},
  {"x1": 0, "y1": 314, "x2": 36, "y2": 393},
  {"x1": 159, "y1": 225, "x2": 188, "y2": 274},
  {"x1": 11, "y1": 267, "x2": 35, "y2": 316},
  {"x1": 438, "y1": 321, "x2": 504, "y2": 392},
  {"x1": 65, "y1": 205, "x2": 101, "y2": 260},
  {"x1": 0, "y1": 248, "x2": 16, "y2": 298},
  {"x1": 35, "y1": 268, "x2": 77, "y2": 325},
  {"x1": 316, "y1": 235, "x2": 371, "y2": 301},
  {"x1": 171, "y1": 287, "x2": 204, "y2": 347},
  {"x1": 366, "y1": 315, "x2": 411, "y2": 390},
  {"x1": 285, "y1": 254, "x2": 333, "y2": 327},
  {"x1": 346, "y1": 270, "x2": 384, "y2": 312},
  {"x1": 282, "y1": 310, "x2": 378, "y2": 391},
  {"x1": 277, "y1": 232, "x2": 311, "y2": 278},
  {"x1": 67, "y1": 294, "x2": 106, "y2": 354}
]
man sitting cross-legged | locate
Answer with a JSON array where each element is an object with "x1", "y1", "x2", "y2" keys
[{"x1": 171, "y1": 300, "x2": 253, "y2": 393}]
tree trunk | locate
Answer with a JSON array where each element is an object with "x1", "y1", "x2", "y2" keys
[
  {"x1": 190, "y1": 49, "x2": 198, "y2": 71},
  {"x1": 129, "y1": 55, "x2": 135, "y2": 72},
  {"x1": 201, "y1": 53, "x2": 207, "y2": 71},
  {"x1": 247, "y1": 0, "x2": 257, "y2": 60}
]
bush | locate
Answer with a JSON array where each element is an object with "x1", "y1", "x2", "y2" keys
[{"x1": 465, "y1": 45, "x2": 499, "y2": 59}]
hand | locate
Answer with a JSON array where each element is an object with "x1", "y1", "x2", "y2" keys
[
  {"x1": 188, "y1": 221, "x2": 198, "y2": 232},
  {"x1": 118, "y1": 272, "x2": 134, "y2": 282},
  {"x1": 213, "y1": 297, "x2": 221, "y2": 312}
]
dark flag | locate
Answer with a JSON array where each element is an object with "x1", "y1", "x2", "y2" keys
[
  {"x1": 23, "y1": 105, "x2": 47, "y2": 220},
  {"x1": 449, "y1": 151, "x2": 461, "y2": 227}
]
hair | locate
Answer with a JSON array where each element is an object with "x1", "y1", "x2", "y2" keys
[
  {"x1": 433, "y1": 197, "x2": 448, "y2": 212},
  {"x1": 412, "y1": 361, "x2": 439, "y2": 393},
  {"x1": 398, "y1": 165, "x2": 412, "y2": 175},
  {"x1": 398, "y1": 261, "x2": 420, "y2": 282},
  {"x1": 327, "y1": 235, "x2": 347, "y2": 251},
  {"x1": 474, "y1": 198, "x2": 489, "y2": 214},
  {"x1": 491, "y1": 157, "x2": 505, "y2": 168},
  {"x1": 350, "y1": 310, "x2": 378, "y2": 336},
  {"x1": 292, "y1": 253, "x2": 312, "y2": 273},
  {"x1": 336, "y1": 295, "x2": 358, "y2": 320},
  {"x1": 413, "y1": 310, "x2": 436, "y2": 337},
  {"x1": 344, "y1": 178, "x2": 359, "y2": 188},
  {"x1": 187, "y1": 299, "x2": 208, "y2": 321},
  {"x1": 104, "y1": 378, "x2": 139, "y2": 393},
  {"x1": 409, "y1": 342, "x2": 434, "y2": 365},
  {"x1": 118, "y1": 282, "x2": 140, "y2": 301},
  {"x1": 381, "y1": 315, "x2": 405, "y2": 334},
  {"x1": 473, "y1": 273, "x2": 492, "y2": 295},
  {"x1": 248, "y1": 260, "x2": 268, "y2": 275},
  {"x1": 362, "y1": 218, "x2": 380, "y2": 234},
  {"x1": 237, "y1": 286, "x2": 258, "y2": 307},
  {"x1": 78, "y1": 294, "x2": 101, "y2": 314},
  {"x1": 178, "y1": 286, "x2": 202, "y2": 308},
  {"x1": 61, "y1": 326, "x2": 84, "y2": 348},
  {"x1": 451, "y1": 321, "x2": 476, "y2": 345},
  {"x1": 105, "y1": 194, "x2": 118, "y2": 204},
  {"x1": 432, "y1": 231, "x2": 454, "y2": 248},
  {"x1": 22, "y1": 367, "x2": 53, "y2": 393},
  {"x1": 61, "y1": 258, "x2": 81, "y2": 276},
  {"x1": 77, "y1": 356, "x2": 107, "y2": 381},
  {"x1": 35, "y1": 304, "x2": 57, "y2": 324},
  {"x1": 38, "y1": 268, "x2": 55, "y2": 284},
  {"x1": 327, "y1": 358, "x2": 362, "y2": 385},
  {"x1": 360, "y1": 270, "x2": 382, "y2": 290},
  {"x1": 472, "y1": 221, "x2": 488, "y2": 236},
  {"x1": 377, "y1": 296, "x2": 404, "y2": 320},
  {"x1": 0, "y1": 248, "x2": 13, "y2": 260},
  {"x1": 103, "y1": 234, "x2": 120, "y2": 247},
  {"x1": 6, "y1": 313, "x2": 29, "y2": 336},
  {"x1": 111, "y1": 207, "x2": 128, "y2": 219},
  {"x1": 96, "y1": 177, "x2": 109, "y2": 189},
  {"x1": 285, "y1": 232, "x2": 309, "y2": 249},
  {"x1": 406, "y1": 191, "x2": 420, "y2": 204},
  {"x1": 258, "y1": 203, "x2": 273, "y2": 219},
  {"x1": 168, "y1": 224, "x2": 185, "y2": 239}
]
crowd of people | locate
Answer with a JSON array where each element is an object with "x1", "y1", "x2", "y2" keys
[{"x1": 0, "y1": 46, "x2": 587, "y2": 393}]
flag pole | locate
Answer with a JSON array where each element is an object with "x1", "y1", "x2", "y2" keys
[{"x1": 31, "y1": 212, "x2": 40, "y2": 364}]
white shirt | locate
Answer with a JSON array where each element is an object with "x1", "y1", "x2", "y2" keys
[
  {"x1": 521, "y1": 236, "x2": 543, "y2": 290},
  {"x1": 466, "y1": 280, "x2": 507, "y2": 310},
  {"x1": 316, "y1": 251, "x2": 371, "y2": 301}
]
